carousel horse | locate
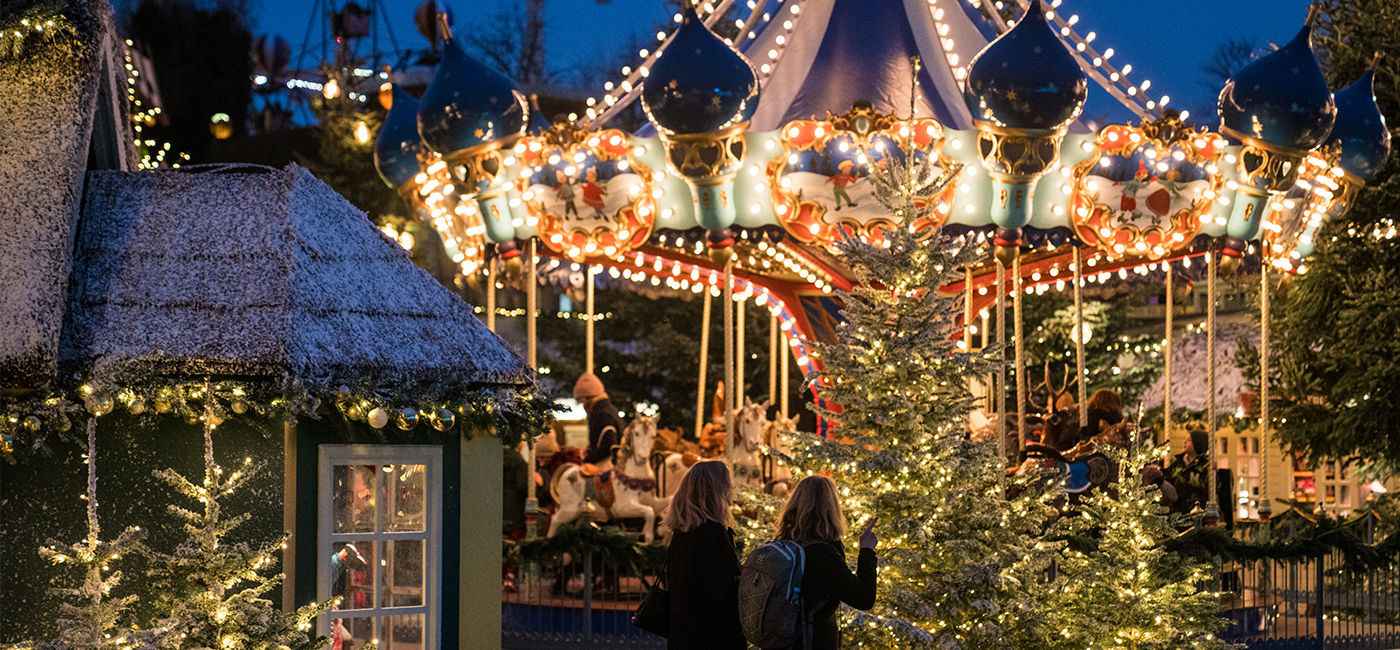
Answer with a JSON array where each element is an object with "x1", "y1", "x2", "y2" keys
[
  {"x1": 649, "y1": 426, "x2": 700, "y2": 499},
  {"x1": 762, "y1": 411, "x2": 799, "y2": 498},
  {"x1": 728, "y1": 400, "x2": 770, "y2": 489},
  {"x1": 548, "y1": 415, "x2": 670, "y2": 544}
]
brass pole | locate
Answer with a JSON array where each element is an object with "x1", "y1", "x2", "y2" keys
[{"x1": 695, "y1": 290, "x2": 712, "y2": 440}]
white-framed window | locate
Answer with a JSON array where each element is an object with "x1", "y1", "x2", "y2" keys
[{"x1": 319, "y1": 445, "x2": 442, "y2": 650}]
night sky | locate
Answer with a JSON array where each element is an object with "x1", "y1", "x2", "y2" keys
[{"x1": 254, "y1": 0, "x2": 1314, "y2": 119}]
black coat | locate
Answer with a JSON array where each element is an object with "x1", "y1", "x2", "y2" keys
[
  {"x1": 584, "y1": 398, "x2": 624, "y2": 465},
  {"x1": 665, "y1": 521, "x2": 746, "y2": 649},
  {"x1": 782, "y1": 541, "x2": 878, "y2": 650}
]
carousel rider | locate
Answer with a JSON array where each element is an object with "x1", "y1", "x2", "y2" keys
[{"x1": 574, "y1": 372, "x2": 624, "y2": 471}]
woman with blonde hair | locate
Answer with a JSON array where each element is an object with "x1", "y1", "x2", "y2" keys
[
  {"x1": 773, "y1": 475, "x2": 877, "y2": 650},
  {"x1": 661, "y1": 461, "x2": 745, "y2": 649}
]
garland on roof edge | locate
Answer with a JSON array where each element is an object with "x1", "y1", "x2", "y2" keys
[{"x1": 0, "y1": 376, "x2": 554, "y2": 462}]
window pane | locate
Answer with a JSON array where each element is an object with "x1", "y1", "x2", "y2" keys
[
  {"x1": 330, "y1": 616, "x2": 375, "y2": 650},
  {"x1": 383, "y1": 464, "x2": 428, "y2": 532},
  {"x1": 333, "y1": 465, "x2": 377, "y2": 534},
  {"x1": 385, "y1": 613, "x2": 425, "y2": 650},
  {"x1": 383, "y1": 539, "x2": 425, "y2": 608},
  {"x1": 330, "y1": 541, "x2": 376, "y2": 610}
]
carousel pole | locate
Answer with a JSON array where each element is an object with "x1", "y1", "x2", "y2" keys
[
  {"x1": 996, "y1": 258, "x2": 1007, "y2": 462},
  {"x1": 737, "y1": 292, "x2": 746, "y2": 404},
  {"x1": 1073, "y1": 247, "x2": 1087, "y2": 424},
  {"x1": 1164, "y1": 262, "x2": 1174, "y2": 447},
  {"x1": 695, "y1": 290, "x2": 713, "y2": 440},
  {"x1": 964, "y1": 266, "x2": 975, "y2": 352},
  {"x1": 525, "y1": 240, "x2": 539, "y2": 538},
  {"x1": 769, "y1": 314, "x2": 778, "y2": 405},
  {"x1": 486, "y1": 258, "x2": 498, "y2": 332},
  {"x1": 723, "y1": 258, "x2": 736, "y2": 457},
  {"x1": 585, "y1": 263, "x2": 595, "y2": 373},
  {"x1": 1205, "y1": 248, "x2": 1221, "y2": 525},
  {"x1": 1259, "y1": 263, "x2": 1272, "y2": 520},
  {"x1": 1013, "y1": 253, "x2": 1026, "y2": 458},
  {"x1": 780, "y1": 331, "x2": 790, "y2": 418},
  {"x1": 982, "y1": 310, "x2": 994, "y2": 415}
]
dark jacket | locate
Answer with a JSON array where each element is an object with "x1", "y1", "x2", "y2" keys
[
  {"x1": 784, "y1": 541, "x2": 878, "y2": 650},
  {"x1": 665, "y1": 521, "x2": 745, "y2": 649},
  {"x1": 584, "y1": 397, "x2": 624, "y2": 465}
]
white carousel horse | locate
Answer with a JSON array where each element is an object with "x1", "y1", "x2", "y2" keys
[
  {"x1": 728, "y1": 400, "x2": 770, "y2": 489},
  {"x1": 548, "y1": 415, "x2": 670, "y2": 544},
  {"x1": 764, "y1": 412, "x2": 799, "y2": 498}
]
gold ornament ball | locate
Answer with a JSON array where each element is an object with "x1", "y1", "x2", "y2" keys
[
  {"x1": 336, "y1": 385, "x2": 352, "y2": 400},
  {"x1": 345, "y1": 404, "x2": 363, "y2": 421},
  {"x1": 707, "y1": 245, "x2": 735, "y2": 266},
  {"x1": 231, "y1": 399, "x2": 248, "y2": 415},
  {"x1": 154, "y1": 397, "x2": 172, "y2": 413},
  {"x1": 432, "y1": 408, "x2": 455, "y2": 432},
  {"x1": 207, "y1": 412, "x2": 225, "y2": 427},
  {"x1": 128, "y1": 398, "x2": 147, "y2": 415},
  {"x1": 396, "y1": 407, "x2": 419, "y2": 431},
  {"x1": 22, "y1": 416, "x2": 41, "y2": 431},
  {"x1": 85, "y1": 394, "x2": 114, "y2": 416},
  {"x1": 993, "y1": 244, "x2": 1019, "y2": 267},
  {"x1": 1218, "y1": 254, "x2": 1241, "y2": 278},
  {"x1": 367, "y1": 407, "x2": 389, "y2": 429}
]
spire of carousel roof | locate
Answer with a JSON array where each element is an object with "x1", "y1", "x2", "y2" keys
[
  {"x1": 1326, "y1": 66, "x2": 1390, "y2": 181},
  {"x1": 1218, "y1": 20, "x2": 1335, "y2": 152},
  {"x1": 417, "y1": 34, "x2": 529, "y2": 156},
  {"x1": 374, "y1": 84, "x2": 423, "y2": 189},
  {"x1": 641, "y1": 5, "x2": 760, "y2": 136}
]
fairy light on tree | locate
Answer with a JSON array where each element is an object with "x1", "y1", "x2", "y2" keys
[
  {"x1": 1040, "y1": 443, "x2": 1231, "y2": 649},
  {"x1": 146, "y1": 385, "x2": 332, "y2": 649}
]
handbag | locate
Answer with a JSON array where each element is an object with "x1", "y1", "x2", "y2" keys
[{"x1": 632, "y1": 560, "x2": 670, "y2": 637}]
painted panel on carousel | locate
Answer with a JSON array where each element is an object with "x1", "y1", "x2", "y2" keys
[
  {"x1": 769, "y1": 103, "x2": 956, "y2": 243},
  {"x1": 1069, "y1": 118, "x2": 1224, "y2": 258},
  {"x1": 518, "y1": 124, "x2": 656, "y2": 261},
  {"x1": 630, "y1": 136, "x2": 700, "y2": 232}
]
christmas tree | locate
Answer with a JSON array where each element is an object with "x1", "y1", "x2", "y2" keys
[
  {"x1": 146, "y1": 397, "x2": 330, "y2": 650},
  {"x1": 779, "y1": 147, "x2": 1061, "y2": 647},
  {"x1": 34, "y1": 417, "x2": 148, "y2": 650},
  {"x1": 1041, "y1": 443, "x2": 1231, "y2": 649}
]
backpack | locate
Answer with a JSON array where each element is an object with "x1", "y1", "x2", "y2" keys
[{"x1": 739, "y1": 540, "x2": 821, "y2": 649}]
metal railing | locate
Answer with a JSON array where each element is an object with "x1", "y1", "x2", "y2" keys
[
  {"x1": 502, "y1": 547, "x2": 666, "y2": 649},
  {"x1": 1218, "y1": 518, "x2": 1400, "y2": 649}
]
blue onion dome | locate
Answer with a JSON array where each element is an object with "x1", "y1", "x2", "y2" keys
[
  {"x1": 374, "y1": 85, "x2": 424, "y2": 189},
  {"x1": 1218, "y1": 24, "x2": 1335, "y2": 151},
  {"x1": 641, "y1": 6, "x2": 760, "y2": 135},
  {"x1": 1326, "y1": 70, "x2": 1390, "y2": 180},
  {"x1": 962, "y1": 0, "x2": 1088, "y2": 129},
  {"x1": 417, "y1": 36, "x2": 529, "y2": 155}
]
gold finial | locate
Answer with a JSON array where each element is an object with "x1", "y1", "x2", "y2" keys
[
  {"x1": 1305, "y1": 3, "x2": 1320, "y2": 27},
  {"x1": 437, "y1": 12, "x2": 452, "y2": 42},
  {"x1": 1370, "y1": 51, "x2": 1384, "y2": 71}
]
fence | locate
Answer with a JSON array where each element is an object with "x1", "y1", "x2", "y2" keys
[
  {"x1": 502, "y1": 546, "x2": 666, "y2": 649},
  {"x1": 1219, "y1": 517, "x2": 1400, "y2": 649}
]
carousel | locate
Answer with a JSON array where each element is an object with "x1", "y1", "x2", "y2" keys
[{"x1": 367, "y1": 0, "x2": 1387, "y2": 622}]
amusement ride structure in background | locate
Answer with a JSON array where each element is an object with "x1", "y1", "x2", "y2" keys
[{"x1": 359, "y1": 0, "x2": 1388, "y2": 525}]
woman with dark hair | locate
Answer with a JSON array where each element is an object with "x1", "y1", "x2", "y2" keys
[
  {"x1": 772, "y1": 475, "x2": 878, "y2": 650},
  {"x1": 663, "y1": 461, "x2": 745, "y2": 649}
]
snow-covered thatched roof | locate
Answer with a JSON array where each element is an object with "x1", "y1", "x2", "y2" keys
[
  {"x1": 1140, "y1": 321, "x2": 1257, "y2": 413},
  {"x1": 0, "y1": 0, "x2": 133, "y2": 389},
  {"x1": 61, "y1": 164, "x2": 532, "y2": 388}
]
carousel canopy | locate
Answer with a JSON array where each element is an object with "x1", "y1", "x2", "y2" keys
[{"x1": 61, "y1": 164, "x2": 532, "y2": 388}]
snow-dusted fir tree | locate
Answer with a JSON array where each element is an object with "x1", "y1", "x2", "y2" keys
[
  {"x1": 34, "y1": 417, "x2": 148, "y2": 650},
  {"x1": 1041, "y1": 443, "x2": 1231, "y2": 650},
  {"x1": 146, "y1": 399, "x2": 330, "y2": 650},
  {"x1": 783, "y1": 145, "x2": 1060, "y2": 647}
]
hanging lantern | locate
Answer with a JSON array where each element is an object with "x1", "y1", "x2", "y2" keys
[
  {"x1": 1215, "y1": 19, "x2": 1336, "y2": 269},
  {"x1": 418, "y1": 27, "x2": 530, "y2": 245},
  {"x1": 641, "y1": 5, "x2": 760, "y2": 249},
  {"x1": 963, "y1": 0, "x2": 1088, "y2": 264}
]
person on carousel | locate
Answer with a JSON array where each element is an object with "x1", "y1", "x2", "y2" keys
[{"x1": 574, "y1": 372, "x2": 624, "y2": 472}]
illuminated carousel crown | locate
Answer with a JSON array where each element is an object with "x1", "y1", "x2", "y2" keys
[
  {"x1": 1217, "y1": 22, "x2": 1335, "y2": 152},
  {"x1": 641, "y1": 5, "x2": 760, "y2": 136},
  {"x1": 416, "y1": 35, "x2": 528, "y2": 157},
  {"x1": 373, "y1": 84, "x2": 423, "y2": 190},
  {"x1": 962, "y1": 0, "x2": 1087, "y2": 130},
  {"x1": 1327, "y1": 67, "x2": 1391, "y2": 181}
]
